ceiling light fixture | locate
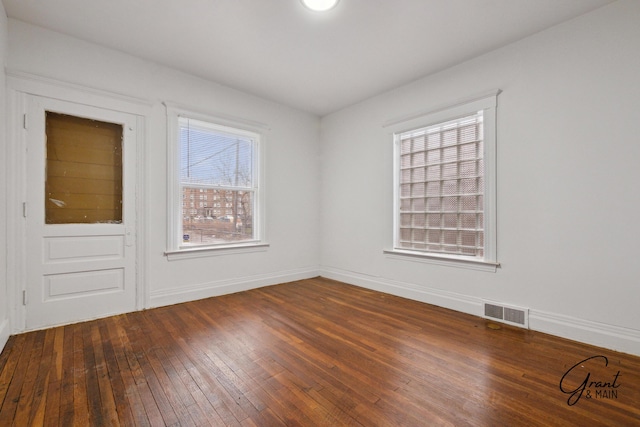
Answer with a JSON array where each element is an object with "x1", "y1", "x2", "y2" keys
[{"x1": 301, "y1": 0, "x2": 339, "y2": 12}]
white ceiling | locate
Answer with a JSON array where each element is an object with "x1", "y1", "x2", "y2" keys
[{"x1": 2, "y1": 0, "x2": 615, "y2": 116}]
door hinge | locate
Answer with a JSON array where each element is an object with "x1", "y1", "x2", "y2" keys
[
  {"x1": 22, "y1": 290, "x2": 27, "y2": 305},
  {"x1": 23, "y1": 202, "x2": 27, "y2": 218}
]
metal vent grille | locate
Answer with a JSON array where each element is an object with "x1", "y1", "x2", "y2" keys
[
  {"x1": 484, "y1": 303, "x2": 503, "y2": 320},
  {"x1": 482, "y1": 301, "x2": 529, "y2": 328},
  {"x1": 504, "y1": 307, "x2": 526, "y2": 326}
]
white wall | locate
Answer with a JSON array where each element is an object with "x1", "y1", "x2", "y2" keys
[
  {"x1": 320, "y1": 0, "x2": 640, "y2": 355},
  {"x1": 0, "y1": 3, "x2": 9, "y2": 350},
  {"x1": 6, "y1": 20, "x2": 322, "y2": 318}
]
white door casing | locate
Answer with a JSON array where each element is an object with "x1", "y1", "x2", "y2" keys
[{"x1": 25, "y1": 95, "x2": 138, "y2": 329}]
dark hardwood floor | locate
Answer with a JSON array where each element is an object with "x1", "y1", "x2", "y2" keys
[{"x1": 0, "y1": 277, "x2": 638, "y2": 426}]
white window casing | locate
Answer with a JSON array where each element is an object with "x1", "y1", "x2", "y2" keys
[
  {"x1": 164, "y1": 104, "x2": 268, "y2": 260},
  {"x1": 384, "y1": 91, "x2": 500, "y2": 271}
]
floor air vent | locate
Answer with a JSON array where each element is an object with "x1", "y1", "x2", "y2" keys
[{"x1": 483, "y1": 301, "x2": 529, "y2": 328}]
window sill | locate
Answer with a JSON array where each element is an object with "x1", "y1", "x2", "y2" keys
[
  {"x1": 384, "y1": 249, "x2": 500, "y2": 272},
  {"x1": 165, "y1": 242, "x2": 269, "y2": 261}
]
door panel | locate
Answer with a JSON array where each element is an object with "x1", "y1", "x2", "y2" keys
[
  {"x1": 44, "y1": 235, "x2": 124, "y2": 262},
  {"x1": 26, "y1": 96, "x2": 137, "y2": 329},
  {"x1": 44, "y1": 269, "x2": 124, "y2": 300}
]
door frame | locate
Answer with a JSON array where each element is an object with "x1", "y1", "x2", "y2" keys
[{"x1": 6, "y1": 71, "x2": 150, "y2": 332}]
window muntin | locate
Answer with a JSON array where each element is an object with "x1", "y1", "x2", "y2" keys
[
  {"x1": 176, "y1": 117, "x2": 259, "y2": 248},
  {"x1": 396, "y1": 112, "x2": 485, "y2": 258}
]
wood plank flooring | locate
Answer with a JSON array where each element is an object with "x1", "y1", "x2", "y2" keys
[{"x1": 1, "y1": 277, "x2": 639, "y2": 426}]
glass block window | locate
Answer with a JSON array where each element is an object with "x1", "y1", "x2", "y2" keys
[{"x1": 396, "y1": 112, "x2": 485, "y2": 258}]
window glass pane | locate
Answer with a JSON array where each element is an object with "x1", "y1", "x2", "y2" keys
[
  {"x1": 45, "y1": 112, "x2": 123, "y2": 224},
  {"x1": 443, "y1": 197, "x2": 458, "y2": 211},
  {"x1": 427, "y1": 150, "x2": 441, "y2": 165},
  {"x1": 412, "y1": 136, "x2": 425, "y2": 152},
  {"x1": 412, "y1": 167, "x2": 425, "y2": 182},
  {"x1": 427, "y1": 165, "x2": 441, "y2": 180},
  {"x1": 400, "y1": 139, "x2": 412, "y2": 155},
  {"x1": 412, "y1": 198, "x2": 425, "y2": 211},
  {"x1": 442, "y1": 129, "x2": 458, "y2": 146},
  {"x1": 427, "y1": 132, "x2": 440, "y2": 149},
  {"x1": 426, "y1": 182, "x2": 440, "y2": 197},
  {"x1": 426, "y1": 197, "x2": 441, "y2": 211},
  {"x1": 442, "y1": 163, "x2": 458, "y2": 179},
  {"x1": 412, "y1": 151, "x2": 426, "y2": 167},
  {"x1": 460, "y1": 142, "x2": 477, "y2": 160},
  {"x1": 412, "y1": 182, "x2": 425, "y2": 197},
  {"x1": 460, "y1": 178, "x2": 477, "y2": 194},
  {"x1": 413, "y1": 213, "x2": 426, "y2": 227},
  {"x1": 460, "y1": 214, "x2": 477, "y2": 229},
  {"x1": 181, "y1": 188, "x2": 253, "y2": 245},
  {"x1": 180, "y1": 119, "x2": 253, "y2": 188},
  {"x1": 401, "y1": 154, "x2": 411, "y2": 168},
  {"x1": 442, "y1": 180, "x2": 458, "y2": 196},
  {"x1": 427, "y1": 230, "x2": 441, "y2": 243},
  {"x1": 461, "y1": 231, "x2": 477, "y2": 247},
  {"x1": 427, "y1": 214, "x2": 441, "y2": 228},
  {"x1": 178, "y1": 117, "x2": 258, "y2": 247},
  {"x1": 460, "y1": 123, "x2": 479, "y2": 143},
  {"x1": 443, "y1": 230, "x2": 458, "y2": 245},
  {"x1": 460, "y1": 196, "x2": 478, "y2": 211},
  {"x1": 459, "y1": 161, "x2": 477, "y2": 178},
  {"x1": 443, "y1": 146, "x2": 457, "y2": 163},
  {"x1": 443, "y1": 214, "x2": 458, "y2": 228}
]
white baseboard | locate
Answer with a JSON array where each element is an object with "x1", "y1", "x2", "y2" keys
[
  {"x1": 0, "y1": 317, "x2": 10, "y2": 355},
  {"x1": 529, "y1": 310, "x2": 640, "y2": 357},
  {"x1": 149, "y1": 266, "x2": 321, "y2": 308},
  {"x1": 320, "y1": 266, "x2": 640, "y2": 357},
  {"x1": 320, "y1": 267, "x2": 483, "y2": 317}
]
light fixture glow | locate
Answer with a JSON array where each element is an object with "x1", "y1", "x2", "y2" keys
[{"x1": 301, "y1": 0, "x2": 339, "y2": 12}]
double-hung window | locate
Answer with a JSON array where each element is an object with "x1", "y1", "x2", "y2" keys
[
  {"x1": 388, "y1": 92, "x2": 499, "y2": 270},
  {"x1": 166, "y1": 107, "x2": 266, "y2": 257}
]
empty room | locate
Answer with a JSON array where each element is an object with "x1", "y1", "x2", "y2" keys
[{"x1": 0, "y1": 0, "x2": 639, "y2": 425}]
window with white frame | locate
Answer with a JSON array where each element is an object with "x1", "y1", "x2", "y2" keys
[
  {"x1": 389, "y1": 92, "x2": 499, "y2": 269},
  {"x1": 167, "y1": 111, "x2": 264, "y2": 253}
]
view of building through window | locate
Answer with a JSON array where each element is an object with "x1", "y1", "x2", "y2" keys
[
  {"x1": 179, "y1": 117, "x2": 257, "y2": 246},
  {"x1": 181, "y1": 187, "x2": 253, "y2": 244}
]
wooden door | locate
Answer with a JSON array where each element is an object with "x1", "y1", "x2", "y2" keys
[{"x1": 25, "y1": 95, "x2": 138, "y2": 329}]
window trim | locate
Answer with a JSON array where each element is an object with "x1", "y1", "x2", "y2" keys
[
  {"x1": 384, "y1": 90, "x2": 500, "y2": 271},
  {"x1": 164, "y1": 104, "x2": 268, "y2": 259}
]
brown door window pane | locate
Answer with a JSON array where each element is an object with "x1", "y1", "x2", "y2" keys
[{"x1": 45, "y1": 112, "x2": 123, "y2": 224}]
